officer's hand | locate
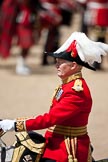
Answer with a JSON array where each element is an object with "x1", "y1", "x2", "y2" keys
[{"x1": 0, "y1": 119, "x2": 15, "y2": 132}]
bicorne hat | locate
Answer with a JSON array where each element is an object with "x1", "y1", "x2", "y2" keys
[{"x1": 46, "y1": 32, "x2": 108, "y2": 70}]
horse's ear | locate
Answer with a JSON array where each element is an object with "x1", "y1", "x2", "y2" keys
[
  {"x1": 0, "y1": 120, "x2": 5, "y2": 138},
  {"x1": 0, "y1": 128, "x2": 6, "y2": 138}
]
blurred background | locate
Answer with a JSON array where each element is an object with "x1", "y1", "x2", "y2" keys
[{"x1": 0, "y1": 0, "x2": 108, "y2": 161}]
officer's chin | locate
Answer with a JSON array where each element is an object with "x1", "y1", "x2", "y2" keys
[{"x1": 57, "y1": 72, "x2": 62, "y2": 78}]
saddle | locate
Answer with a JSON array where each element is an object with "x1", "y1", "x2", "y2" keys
[{"x1": 0, "y1": 131, "x2": 46, "y2": 162}]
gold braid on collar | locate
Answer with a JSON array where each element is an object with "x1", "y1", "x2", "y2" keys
[{"x1": 62, "y1": 72, "x2": 82, "y2": 84}]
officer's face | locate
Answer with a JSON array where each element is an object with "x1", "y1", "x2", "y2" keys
[{"x1": 55, "y1": 58, "x2": 78, "y2": 79}]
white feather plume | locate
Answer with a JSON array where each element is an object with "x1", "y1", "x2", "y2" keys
[{"x1": 55, "y1": 32, "x2": 108, "y2": 65}]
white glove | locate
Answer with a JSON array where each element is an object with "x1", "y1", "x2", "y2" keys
[{"x1": 0, "y1": 119, "x2": 15, "y2": 132}]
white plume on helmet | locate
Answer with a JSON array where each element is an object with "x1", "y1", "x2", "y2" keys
[{"x1": 55, "y1": 32, "x2": 108, "y2": 65}]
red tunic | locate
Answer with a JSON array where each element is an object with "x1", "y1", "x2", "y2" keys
[
  {"x1": 16, "y1": 2, "x2": 35, "y2": 49},
  {"x1": 85, "y1": 0, "x2": 108, "y2": 26},
  {"x1": 0, "y1": 0, "x2": 36, "y2": 58},
  {"x1": 0, "y1": 0, "x2": 18, "y2": 58},
  {"x1": 24, "y1": 75, "x2": 92, "y2": 162}
]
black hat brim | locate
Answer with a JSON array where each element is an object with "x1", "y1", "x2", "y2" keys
[{"x1": 46, "y1": 51, "x2": 96, "y2": 71}]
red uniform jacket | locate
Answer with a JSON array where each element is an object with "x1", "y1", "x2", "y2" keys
[{"x1": 17, "y1": 74, "x2": 92, "y2": 162}]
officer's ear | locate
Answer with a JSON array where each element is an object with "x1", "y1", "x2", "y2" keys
[
  {"x1": 70, "y1": 62, "x2": 78, "y2": 70},
  {"x1": 70, "y1": 62, "x2": 82, "y2": 71}
]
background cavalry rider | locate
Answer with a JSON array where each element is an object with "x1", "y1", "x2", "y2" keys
[{"x1": 0, "y1": 32, "x2": 108, "y2": 162}]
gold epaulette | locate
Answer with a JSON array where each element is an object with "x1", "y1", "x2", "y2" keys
[{"x1": 72, "y1": 79, "x2": 83, "y2": 92}]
